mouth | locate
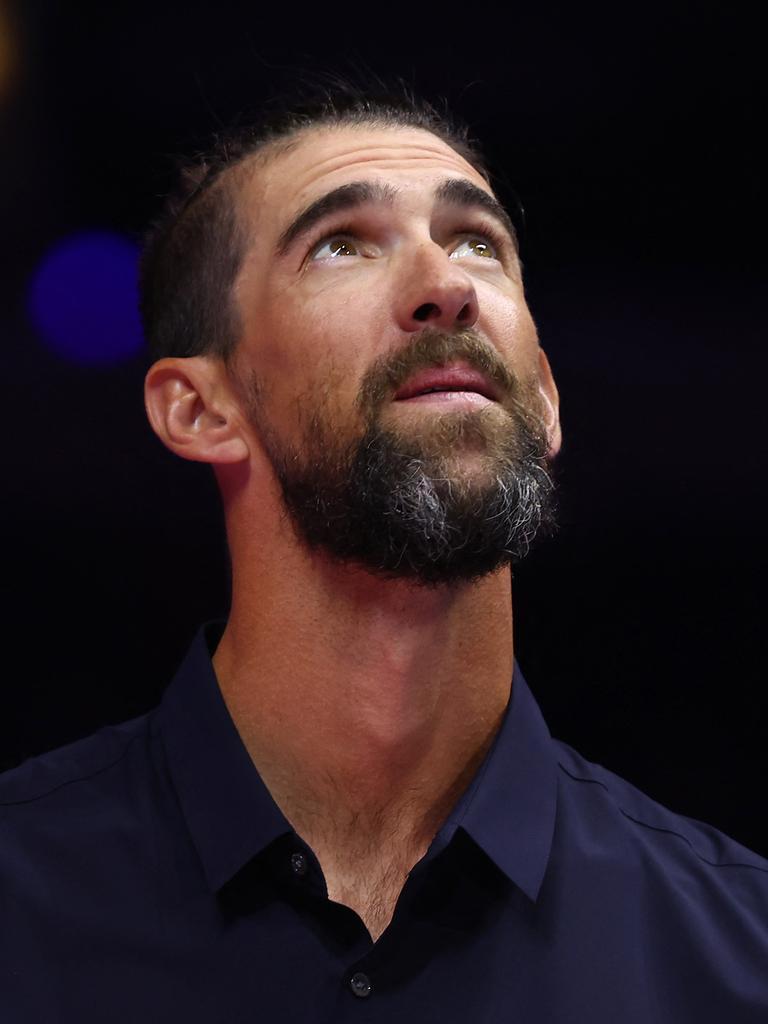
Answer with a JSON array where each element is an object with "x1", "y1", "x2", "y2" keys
[{"x1": 393, "y1": 363, "x2": 501, "y2": 404}]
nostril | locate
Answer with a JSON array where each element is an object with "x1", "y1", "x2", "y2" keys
[
  {"x1": 413, "y1": 302, "x2": 439, "y2": 322},
  {"x1": 456, "y1": 303, "x2": 472, "y2": 323}
]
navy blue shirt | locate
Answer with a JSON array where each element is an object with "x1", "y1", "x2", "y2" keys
[{"x1": 2, "y1": 622, "x2": 767, "y2": 1021}]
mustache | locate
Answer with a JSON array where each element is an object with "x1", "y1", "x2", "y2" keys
[{"x1": 357, "y1": 327, "x2": 519, "y2": 417}]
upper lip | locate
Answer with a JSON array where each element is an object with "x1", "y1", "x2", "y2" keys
[{"x1": 394, "y1": 363, "x2": 501, "y2": 402}]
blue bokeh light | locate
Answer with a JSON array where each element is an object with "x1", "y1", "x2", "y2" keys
[{"x1": 27, "y1": 231, "x2": 145, "y2": 365}]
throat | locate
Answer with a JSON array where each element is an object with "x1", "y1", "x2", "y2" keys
[{"x1": 276, "y1": 734, "x2": 495, "y2": 942}]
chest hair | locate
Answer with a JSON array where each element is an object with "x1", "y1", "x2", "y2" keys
[{"x1": 324, "y1": 854, "x2": 417, "y2": 942}]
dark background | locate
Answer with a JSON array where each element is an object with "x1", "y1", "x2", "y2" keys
[{"x1": 2, "y1": 3, "x2": 766, "y2": 854}]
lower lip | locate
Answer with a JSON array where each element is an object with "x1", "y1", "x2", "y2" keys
[{"x1": 395, "y1": 391, "x2": 495, "y2": 407}]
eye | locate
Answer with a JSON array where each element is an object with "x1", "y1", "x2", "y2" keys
[
  {"x1": 310, "y1": 236, "x2": 360, "y2": 260},
  {"x1": 450, "y1": 236, "x2": 499, "y2": 260}
]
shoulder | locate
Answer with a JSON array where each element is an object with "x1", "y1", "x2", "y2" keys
[
  {"x1": 0, "y1": 710, "x2": 186, "y2": 967},
  {"x1": 0, "y1": 713, "x2": 157, "y2": 840},
  {"x1": 553, "y1": 739, "x2": 768, "y2": 875},
  {"x1": 550, "y1": 740, "x2": 768, "y2": 1004},
  {"x1": 0, "y1": 712, "x2": 169, "y2": 914},
  {"x1": 551, "y1": 737, "x2": 768, "y2": 963}
]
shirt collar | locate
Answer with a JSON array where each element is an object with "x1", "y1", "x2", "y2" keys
[
  {"x1": 158, "y1": 622, "x2": 293, "y2": 893},
  {"x1": 447, "y1": 661, "x2": 558, "y2": 902},
  {"x1": 159, "y1": 624, "x2": 557, "y2": 902}
]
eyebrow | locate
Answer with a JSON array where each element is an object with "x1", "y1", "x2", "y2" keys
[
  {"x1": 275, "y1": 176, "x2": 518, "y2": 256},
  {"x1": 276, "y1": 181, "x2": 398, "y2": 255},
  {"x1": 433, "y1": 178, "x2": 518, "y2": 250}
]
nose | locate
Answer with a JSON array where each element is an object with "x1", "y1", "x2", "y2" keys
[{"x1": 394, "y1": 242, "x2": 480, "y2": 334}]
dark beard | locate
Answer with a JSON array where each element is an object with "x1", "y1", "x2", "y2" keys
[
  {"x1": 244, "y1": 328, "x2": 557, "y2": 589},
  {"x1": 273, "y1": 418, "x2": 554, "y2": 588}
]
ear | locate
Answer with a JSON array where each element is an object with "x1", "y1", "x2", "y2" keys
[
  {"x1": 144, "y1": 356, "x2": 249, "y2": 465},
  {"x1": 536, "y1": 348, "x2": 562, "y2": 459}
]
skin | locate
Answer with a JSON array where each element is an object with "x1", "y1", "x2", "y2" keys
[{"x1": 144, "y1": 124, "x2": 561, "y2": 941}]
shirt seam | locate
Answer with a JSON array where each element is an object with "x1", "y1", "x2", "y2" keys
[
  {"x1": 0, "y1": 732, "x2": 147, "y2": 807},
  {"x1": 557, "y1": 760, "x2": 768, "y2": 874}
]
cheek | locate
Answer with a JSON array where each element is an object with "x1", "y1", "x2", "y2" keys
[
  {"x1": 278, "y1": 280, "x2": 392, "y2": 384},
  {"x1": 481, "y1": 291, "x2": 540, "y2": 364},
  {"x1": 250, "y1": 305, "x2": 375, "y2": 436}
]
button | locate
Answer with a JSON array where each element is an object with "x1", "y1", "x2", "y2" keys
[
  {"x1": 290, "y1": 852, "x2": 307, "y2": 877},
  {"x1": 349, "y1": 972, "x2": 372, "y2": 998}
]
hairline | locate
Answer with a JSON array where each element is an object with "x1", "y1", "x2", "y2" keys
[{"x1": 224, "y1": 119, "x2": 492, "y2": 224}]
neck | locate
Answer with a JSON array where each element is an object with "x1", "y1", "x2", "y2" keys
[
  {"x1": 212, "y1": 465, "x2": 512, "y2": 848},
  {"x1": 213, "y1": 509, "x2": 514, "y2": 856}
]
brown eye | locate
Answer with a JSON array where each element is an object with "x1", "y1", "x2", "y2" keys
[
  {"x1": 311, "y1": 236, "x2": 360, "y2": 260},
  {"x1": 450, "y1": 237, "x2": 498, "y2": 260}
]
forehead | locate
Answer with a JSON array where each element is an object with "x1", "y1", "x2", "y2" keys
[{"x1": 241, "y1": 125, "x2": 494, "y2": 229}]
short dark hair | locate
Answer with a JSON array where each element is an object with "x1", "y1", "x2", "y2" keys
[{"x1": 139, "y1": 82, "x2": 516, "y2": 365}]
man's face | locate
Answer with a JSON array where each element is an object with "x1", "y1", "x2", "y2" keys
[{"x1": 227, "y1": 125, "x2": 559, "y2": 587}]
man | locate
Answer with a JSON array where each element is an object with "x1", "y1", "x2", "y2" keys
[{"x1": 2, "y1": 90, "x2": 766, "y2": 1021}]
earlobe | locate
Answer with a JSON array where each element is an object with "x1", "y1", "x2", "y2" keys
[
  {"x1": 536, "y1": 349, "x2": 562, "y2": 459},
  {"x1": 144, "y1": 357, "x2": 249, "y2": 465}
]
